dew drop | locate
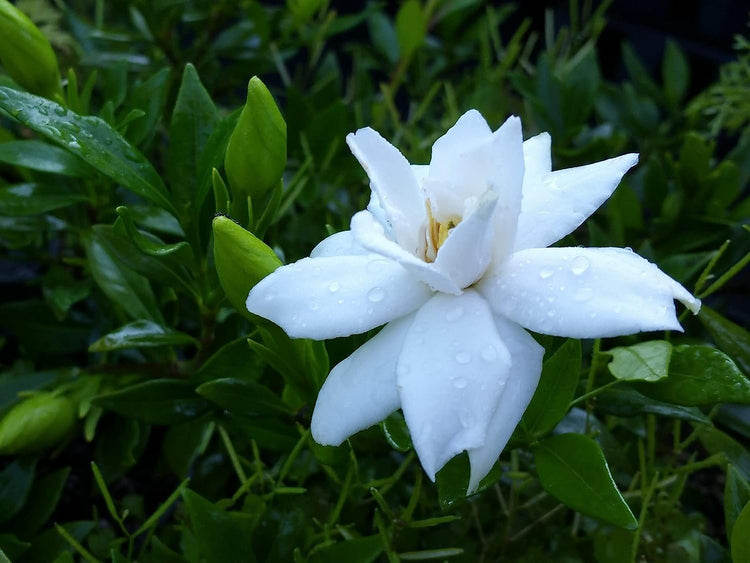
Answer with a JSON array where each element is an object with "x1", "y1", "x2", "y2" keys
[
  {"x1": 481, "y1": 345, "x2": 497, "y2": 362},
  {"x1": 455, "y1": 351, "x2": 471, "y2": 364},
  {"x1": 453, "y1": 377, "x2": 468, "y2": 389},
  {"x1": 367, "y1": 287, "x2": 385, "y2": 303},
  {"x1": 37, "y1": 106, "x2": 49, "y2": 116},
  {"x1": 539, "y1": 268, "x2": 555, "y2": 279},
  {"x1": 570, "y1": 256, "x2": 590, "y2": 275},
  {"x1": 547, "y1": 310, "x2": 556, "y2": 318},
  {"x1": 54, "y1": 106, "x2": 68, "y2": 117},
  {"x1": 366, "y1": 259, "x2": 390, "y2": 273},
  {"x1": 328, "y1": 281, "x2": 341, "y2": 293},
  {"x1": 445, "y1": 306, "x2": 464, "y2": 321},
  {"x1": 573, "y1": 287, "x2": 593, "y2": 302},
  {"x1": 68, "y1": 140, "x2": 81, "y2": 149}
]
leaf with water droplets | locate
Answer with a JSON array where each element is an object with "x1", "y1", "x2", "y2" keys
[
  {"x1": 89, "y1": 320, "x2": 197, "y2": 352},
  {"x1": 606, "y1": 340, "x2": 671, "y2": 382},
  {"x1": 0, "y1": 86, "x2": 174, "y2": 212}
]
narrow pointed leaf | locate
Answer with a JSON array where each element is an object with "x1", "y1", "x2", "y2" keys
[{"x1": 89, "y1": 320, "x2": 196, "y2": 352}]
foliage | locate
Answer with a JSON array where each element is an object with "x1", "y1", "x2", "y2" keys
[{"x1": 0, "y1": 1, "x2": 748, "y2": 562}]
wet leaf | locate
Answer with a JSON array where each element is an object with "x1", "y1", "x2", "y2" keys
[
  {"x1": 89, "y1": 320, "x2": 197, "y2": 352},
  {"x1": 607, "y1": 340, "x2": 672, "y2": 382}
]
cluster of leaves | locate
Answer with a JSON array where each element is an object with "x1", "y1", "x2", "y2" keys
[{"x1": 0, "y1": 1, "x2": 748, "y2": 562}]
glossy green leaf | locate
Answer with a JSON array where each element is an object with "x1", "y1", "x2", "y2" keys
[
  {"x1": 595, "y1": 386, "x2": 711, "y2": 425},
  {"x1": 93, "y1": 380, "x2": 209, "y2": 425},
  {"x1": 0, "y1": 140, "x2": 89, "y2": 176},
  {"x1": 0, "y1": 87, "x2": 173, "y2": 211},
  {"x1": 0, "y1": 183, "x2": 87, "y2": 216},
  {"x1": 724, "y1": 465, "x2": 750, "y2": 541},
  {"x1": 533, "y1": 433, "x2": 637, "y2": 530},
  {"x1": 89, "y1": 320, "x2": 197, "y2": 352},
  {"x1": 0, "y1": 458, "x2": 36, "y2": 524},
  {"x1": 0, "y1": 392, "x2": 75, "y2": 455},
  {"x1": 732, "y1": 501, "x2": 750, "y2": 563},
  {"x1": 116, "y1": 206, "x2": 193, "y2": 261},
  {"x1": 86, "y1": 233, "x2": 164, "y2": 323},
  {"x1": 196, "y1": 378, "x2": 291, "y2": 416},
  {"x1": 192, "y1": 336, "x2": 264, "y2": 384},
  {"x1": 309, "y1": 535, "x2": 383, "y2": 563},
  {"x1": 522, "y1": 339, "x2": 581, "y2": 437},
  {"x1": 380, "y1": 410, "x2": 412, "y2": 452},
  {"x1": 168, "y1": 63, "x2": 218, "y2": 215},
  {"x1": 607, "y1": 340, "x2": 672, "y2": 382},
  {"x1": 699, "y1": 306, "x2": 750, "y2": 375},
  {"x1": 436, "y1": 454, "x2": 469, "y2": 510},
  {"x1": 122, "y1": 67, "x2": 171, "y2": 146},
  {"x1": 639, "y1": 345, "x2": 750, "y2": 405},
  {"x1": 182, "y1": 489, "x2": 257, "y2": 563}
]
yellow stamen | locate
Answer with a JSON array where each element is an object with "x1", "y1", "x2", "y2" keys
[{"x1": 424, "y1": 199, "x2": 461, "y2": 262}]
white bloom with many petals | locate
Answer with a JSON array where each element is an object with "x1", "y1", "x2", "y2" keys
[{"x1": 246, "y1": 110, "x2": 700, "y2": 492}]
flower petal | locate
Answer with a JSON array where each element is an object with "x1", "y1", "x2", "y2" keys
[
  {"x1": 478, "y1": 247, "x2": 701, "y2": 338},
  {"x1": 351, "y1": 210, "x2": 461, "y2": 294},
  {"x1": 431, "y1": 110, "x2": 492, "y2": 171},
  {"x1": 466, "y1": 317, "x2": 543, "y2": 493},
  {"x1": 397, "y1": 290, "x2": 512, "y2": 481},
  {"x1": 310, "y1": 230, "x2": 368, "y2": 258},
  {"x1": 434, "y1": 190, "x2": 498, "y2": 288},
  {"x1": 346, "y1": 127, "x2": 426, "y2": 255},
  {"x1": 246, "y1": 254, "x2": 432, "y2": 339},
  {"x1": 522, "y1": 132, "x2": 551, "y2": 188},
  {"x1": 514, "y1": 153, "x2": 639, "y2": 251},
  {"x1": 311, "y1": 313, "x2": 414, "y2": 445}
]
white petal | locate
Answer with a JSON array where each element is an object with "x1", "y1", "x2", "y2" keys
[
  {"x1": 434, "y1": 190, "x2": 498, "y2": 288},
  {"x1": 514, "y1": 154, "x2": 639, "y2": 251},
  {"x1": 522, "y1": 132, "x2": 551, "y2": 189},
  {"x1": 311, "y1": 314, "x2": 414, "y2": 445},
  {"x1": 346, "y1": 127, "x2": 426, "y2": 254},
  {"x1": 431, "y1": 110, "x2": 492, "y2": 171},
  {"x1": 351, "y1": 210, "x2": 461, "y2": 294},
  {"x1": 397, "y1": 290, "x2": 512, "y2": 481},
  {"x1": 466, "y1": 317, "x2": 543, "y2": 493},
  {"x1": 310, "y1": 231, "x2": 368, "y2": 258},
  {"x1": 411, "y1": 164, "x2": 430, "y2": 186},
  {"x1": 246, "y1": 254, "x2": 432, "y2": 339},
  {"x1": 478, "y1": 247, "x2": 701, "y2": 338}
]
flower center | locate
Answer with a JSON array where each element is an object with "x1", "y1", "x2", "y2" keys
[{"x1": 424, "y1": 199, "x2": 461, "y2": 263}]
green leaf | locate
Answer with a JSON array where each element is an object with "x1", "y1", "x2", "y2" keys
[
  {"x1": 86, "y1": 233, "x2": 164, "y2": 323},
  {"x1": 121, "y1": 68, "x2": 171, "y2": 146},
  {"x1": 607, "y1": 340, "x2": 672, "y2": 382},
  {"x1": 436, "y1": 453, "x2": 469, "y2": 510},
  {"x1": 163, "y1": 421, "x2": 214, "y2": 480},
  {"x1": 182, "y1": 489, "x2": 257, "y2": 563},
  {"x1": 94, "y1": 416, "x2": 145, "y2": 482},
  {"x1": 89, "y1": 320, "x2": 196, "y2": 352},
  {"x1": 192, "y1": 337, "x2": 263, "y2": 384},
  {"x1": 595, "y1": 386, "x2": 711, "y2": 425},
  {"x1": 116, "y1": 206, "x2": 193, "y2": 261},
  {"x1": 168, "y1": 63, "x2": 218, "y2": 216},
  {"x1": 309, "y1": 535, "x2": 383, "y2": 563},
  {"x1": 699, "y1": 307, "x2": 750, "y2": 375},
  {"x1": 522, "y1": 339, "x2": 581, "y2": 437},
  {"x1": 0, "y1": 87, "x2": 173, "y2": 212},
  {"x1": 532, "y1": 433, "x2": 637, "y2": 530},
  {"x1": 725, "y1": 465, "x2": 750, "y2": 541},
  {"x1": 0, "y1": 300, "x2": 89, "y2": 357},
  {"x1": 195, "y1": 108, "x2": 240, "y2": 211},
  {"x1": 0, "y1": 140, "x2": 90, "y2": 176},
  {"x1": 380, "y1": 410, "x2": 412, "y2": 452},
  {"x1": 0, "y1": 458, "x2": 36, "y2": 525},
  {"x1": 93, "y1": 380, "x2": 209, "y2": 425},
  {"x1": 639, "y1": 345, "x2": 750, "y2": 405},
  {"x1": 395, "y1": 0, "x2": 426, "y2": 60},
  {"x1": 662, "y1": 40, "x2": 689, "y2": 106},
  {"x1": 0, "y1": 182, "x2": 86, "y2": 216},
  {"x1": 196, "y1": 378, "x2": 291, "y2": 416},
  {"x1": 699, "y1": 427, "x2": 750, "y2": 480},
  {"x1": 732, "y1": 501, "x2": 750, "y2": 563}
]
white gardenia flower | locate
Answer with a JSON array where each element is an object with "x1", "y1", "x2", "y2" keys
[{"x1": 246, "y1": 110, "x2": 700, "y2": 492}]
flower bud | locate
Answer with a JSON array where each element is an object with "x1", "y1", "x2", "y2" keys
[
  {"x1": 212, "y1": 215, "x2": 281, "y2": 320},
  {"x1": 224, "y1": 76, "x2": 286, "y2": 201},
  {"x1": 0, "y1": 392, "x2": 75, "y2": 455},
  {"x1": 0, "y1": 0, "x2": 62, "y2": 98}
]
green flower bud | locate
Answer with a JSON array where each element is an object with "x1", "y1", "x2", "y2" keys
[
  {"x1": 0, "y1": 392, "x2": 75, "y2": 455},
  {"x1": 0, "y1": 0, "x2": 61, "y2": 98},
  {"x1": 213, "y1": 215, "x2": 282, "y2": 320},
  {"x1": 224, "y1": 76, "x2": 286, "y2": 201}
]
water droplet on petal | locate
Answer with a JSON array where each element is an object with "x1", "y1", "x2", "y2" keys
[
  {"x1": 481, "y1": 345, "x2": 497, "y2": 362},
  {"x1": 328, "y1": 282, "x2": 341, "y2": 293},
  {"x1": 570, "y1": 256, "x2": 590, "y2": 275},
  {"x1": 455, "y1": 351, "x2": 471, "y2": 364},
  {"x1": 539, "y1": 268, "x2": 555, "y2": 279},
  {"x1": 445, "y1": 306, "x2": 464, "y2": 321},
  {"x1": 367, "y1": 287, "x2": 385, "y2": 303},
  {"x1": 547, "y1": 310, "x2": 556, "y2": 318},
  {"x1": 453, "y1": 377, "x2": 468, "y2": 389},
  {"x1": 366, "y1": 259, "x2": 390, "y2": 273},
  {"x1": 573, "y1": 287, "x2": 593, "y2": 302}
]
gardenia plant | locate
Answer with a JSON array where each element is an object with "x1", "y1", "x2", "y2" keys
[{"x1": 246, "y1": 110, "x2": 701, "y2": 492}]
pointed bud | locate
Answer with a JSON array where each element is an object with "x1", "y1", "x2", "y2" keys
[
  {"x1": 212, "y1": 215, "x2": 281, "y2": 320},
  {"x1": 224, "y1": 76, "x2": 286, "y2": 201},
  {"x1": 0, "y1": 392, "x2": 75, "y2": 454},
  {"x1": 0, "y1": 0, "x2": 61, "y2": 98}
]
